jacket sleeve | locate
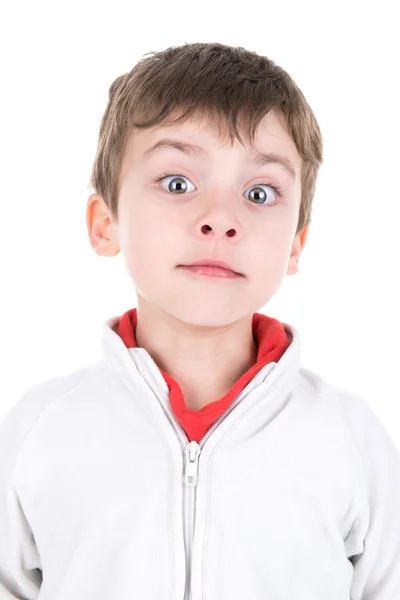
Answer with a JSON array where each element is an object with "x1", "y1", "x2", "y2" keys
[
  {"x1": 342, "y1": 393, "x2": 400, "y2": 600},
  {"x1": 0, "y1": 404, "x2": 42, "y2": 599}
]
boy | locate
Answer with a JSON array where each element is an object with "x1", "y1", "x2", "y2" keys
[{"x1": 0, "y1": 42, "x2": 399, "y2": 600}]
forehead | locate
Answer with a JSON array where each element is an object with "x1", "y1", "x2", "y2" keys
[{"x1": 122, "y1": 109, "x2": 301, "y2": 178}]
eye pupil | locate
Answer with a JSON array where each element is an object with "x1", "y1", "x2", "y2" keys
[
  {"x1": 250, "y1": 187, "x2": 266, "y2": 203},
  {"x1": 168, "y1": 177, "x2": 187, "y2": 194}
]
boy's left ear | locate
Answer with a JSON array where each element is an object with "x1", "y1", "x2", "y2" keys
[{"x1": 287, "y1": 225, "x2": 309, "y2": 275}]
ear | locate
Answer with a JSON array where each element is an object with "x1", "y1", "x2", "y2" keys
[
  {"x1": 86, "y1": 193, "x2": 120, "y2": 257},
  {"x1": 286, "y1": 225, "x2": 309, "y2": 276}
]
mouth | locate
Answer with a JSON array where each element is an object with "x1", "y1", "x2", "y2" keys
[
  {"x1": 178, "y1": 258, "x2": 243, "y2": 276},
  {"x1": 177, "y1": 265, "x2": 243, "y2": 279}
]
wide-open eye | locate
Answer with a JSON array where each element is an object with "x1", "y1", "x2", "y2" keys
[
  {"x1": 159, "y1": 175, "x2": 195, "y2": 194},
  {"x1": 245, "y1": 184, "x2": 281, "y2": 206}
]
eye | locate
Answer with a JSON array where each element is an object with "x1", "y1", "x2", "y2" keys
[
  {"x1": 153, "y1": 172, "x2": 284, "y2": 206},
  {"x1": 244, "y1": 183, "x2": 283, "y2": 206},
  {"x1": 155, "y1": 173, "x2": 195, "y2": 194}
]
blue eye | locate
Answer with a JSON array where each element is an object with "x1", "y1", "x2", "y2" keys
[{"x1": 152, "y1": 172, "x2": 284, "y2": 207}]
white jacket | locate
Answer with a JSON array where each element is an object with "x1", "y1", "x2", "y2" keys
[{"x1": 0, "y1": 310, "x2": 399, "y2": 600}]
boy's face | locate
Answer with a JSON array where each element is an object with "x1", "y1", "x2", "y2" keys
[{"x1": 88, "y1": 109, "x2": 307, "y2": 327}]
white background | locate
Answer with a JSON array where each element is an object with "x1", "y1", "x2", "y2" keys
[{"x1": 0, "y1": 0, "x2": 399, "y2": 448}]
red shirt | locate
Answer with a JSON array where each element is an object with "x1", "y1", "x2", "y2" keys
[{"x1": 116, "y1": 308, "x2": 291, "y2": 442}]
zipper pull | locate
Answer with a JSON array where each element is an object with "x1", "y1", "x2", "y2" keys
[{"x1": 184, "y1": 441, "x2": 201, "y2": 486}]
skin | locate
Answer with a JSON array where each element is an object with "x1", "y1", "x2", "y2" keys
[{"x1": 86, "y1": 109, "x2": 309, "y2": 411}]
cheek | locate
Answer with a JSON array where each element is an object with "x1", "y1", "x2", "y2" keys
[
  {"x1": 120, "y1": 209, "x2": 178, "y2": 274},
  {"x1": 248, "y1": 225, "x2": 294, "y2": 272}
]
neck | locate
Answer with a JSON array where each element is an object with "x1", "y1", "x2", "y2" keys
[{"x1": 134, "y1": 298, "x2": 258, "y2": 411}]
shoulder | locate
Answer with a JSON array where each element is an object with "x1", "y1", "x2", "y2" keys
[
  {"x1": 0, "y1": 364, "x2": 94, "y2": 473},
  {"x1": 297, "y1": 366, "x2": 400, "y2": 471}
]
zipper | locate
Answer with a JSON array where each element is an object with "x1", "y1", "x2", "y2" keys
[
  {"x1": 183, "y1": 441, "x2": 201, "y2": 600},
  {"x1": 180, "y1": 363, "x2": 275, "y2": 600},
  {"x1": 136, "y1": 353, "x2": 276, "y2": 600}
]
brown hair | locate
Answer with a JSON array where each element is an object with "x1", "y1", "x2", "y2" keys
[{"x1": 89, "y1": 42, "x2": 323, "y2": 236}]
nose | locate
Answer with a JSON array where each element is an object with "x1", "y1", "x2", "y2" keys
[{"x1": 201, "y1": 224, "x2": 237, "y2": 238}]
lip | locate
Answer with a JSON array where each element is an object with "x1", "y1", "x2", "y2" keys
[
  {"x1": 179, "y1": 265, "x2": 242, "y2": 279},
  {"x1": 178, "y1": 258, "x2": 243, "y2": 276}
]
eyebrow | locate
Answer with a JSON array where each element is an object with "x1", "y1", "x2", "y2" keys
[{"x1": 142, "y1": 138, "x2": 296, "y2": 181}]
